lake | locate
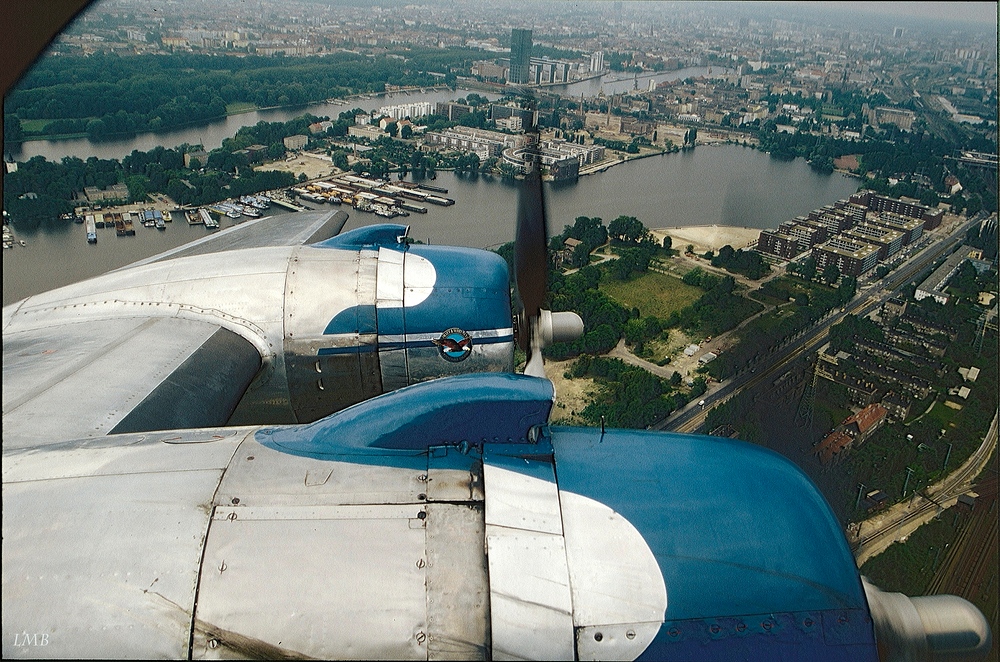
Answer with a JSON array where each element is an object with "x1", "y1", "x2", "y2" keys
[{"x1": 3, "y1": 144, "x2": 860, "y2": 305}]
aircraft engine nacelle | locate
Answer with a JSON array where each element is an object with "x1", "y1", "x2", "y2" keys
[{"x1": 279, "y1": 224, "x2": 515, "y2": 423}]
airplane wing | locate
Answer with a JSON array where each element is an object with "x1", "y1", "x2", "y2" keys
[
  {"x1": 1, "y1": 210, "x2": 350, "y2": 448},
  {"x1": 2, "y1": 315, "x2": 261, "y2": 448},
  {"x1": 123, "y1": 208, "x2": 349, "y2": 267},
  {"x1": 7, "y1": 373, "x2": 989, "y2": 660}
]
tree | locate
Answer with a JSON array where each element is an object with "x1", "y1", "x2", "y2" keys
[
  {"x1": 400, "y1": 124, "x2": 413, "y2": 139},
  {"x1": 385, "y1": 122, "x2": 398, "y2": 138},
  {"x1": 661, "y1": 235, "x2": 672, "y2": 251},
  {"x1": 125, "y1": 175, "x2": 150, "y2": 203},
  {"x1": 572, "y1": 241, "x2": 593, "y2": 268},
  {"x1": 799, "y1": 256, "x2": 817, "y2": 281},
  {"x1": 562, "y1": 216, "x2": 608, "y2": 248},
  {"x1": 85, "y1": 118, "x2": 108, "y2": 139},
  {"x1": 3, "y1": 114, "x2": 23, "y2": 143},
  {"x1": 331, "y1": 150, "x2": 349, "y2": 171},
  {"x1": 823, "y1": 262, "x2": 841, "y2": 285},
  {"x1": 838, "y1": 276, "x2": 857, "y2": 304},
  {"x1": 608, "y1": 215, "x2": 648, "y2": 244}
]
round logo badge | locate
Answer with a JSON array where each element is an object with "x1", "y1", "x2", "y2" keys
[{"x1": 434, "y1": 328, "x2": 473, "y2": 362}]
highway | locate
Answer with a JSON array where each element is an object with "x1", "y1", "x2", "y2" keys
[{"x1": 658, "y1": 212, "x2": 986, "y2": 435}]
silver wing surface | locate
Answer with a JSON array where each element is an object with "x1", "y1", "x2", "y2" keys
[
  {"x1": 2, "y1": 316, "x2": 261, "y2": 447},
  {"x1": 2, "y1": 211, "x2": 349, "y2": 448},
  {"x1": 123, "y1": 208, "x2": 349, "y2": 267}
]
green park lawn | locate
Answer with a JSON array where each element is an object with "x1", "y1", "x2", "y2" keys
[
  {"x1": 600, "y1": 270, "x2": 703, "y2": 319},
  {"x1": 226, "y1": 102, "x2": 259, "y2": 115},
  {"x1": 19, "y1": 119, "x2": 52, "y2": 133}
]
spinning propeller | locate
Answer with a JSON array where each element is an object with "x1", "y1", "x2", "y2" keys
[{"x1": 512, "y1": 103, "x2": 584, "y2": 378}]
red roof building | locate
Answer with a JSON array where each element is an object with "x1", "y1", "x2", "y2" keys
[{"x1": 814, "y1": 404, "x2": 888, "y2": 466}]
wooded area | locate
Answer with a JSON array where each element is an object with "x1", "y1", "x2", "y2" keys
[{"x1": 3, "y1": 49, "x2": 480, "y2": 141}]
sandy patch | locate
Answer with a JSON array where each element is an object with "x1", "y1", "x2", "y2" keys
[
  {"x1": 651, "y1": 225, "x2": 761, "y2": 253},
  {"x1": 256, "y1": 153, "x2": 340, "y2": 181},
  {"x1": 545, "y1": 359, "x2": 599, "y2": 425},
  {"x1": 833, "y1": 154, "x2": 860, "y2": 171}
]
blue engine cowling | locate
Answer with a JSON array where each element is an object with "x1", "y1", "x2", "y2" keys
[{"x1": 280, "y1": 225, "x2": 515, "y2": 423}]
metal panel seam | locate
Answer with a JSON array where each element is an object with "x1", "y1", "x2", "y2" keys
[{"x1": 185, "y1": 430, "x2": 259, "y2": 659}]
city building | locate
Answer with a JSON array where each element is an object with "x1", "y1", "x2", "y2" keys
[
  {"x1": 528, "y1": 57, "x2": 571, "y2": 84},
  {"x1": 850, "y1": 191, "x2": 944, "y2": 229},
  {"x1": 869, "y1": 105, "x2": 916, "y2": 131},
  {"x1": 590, "y1": 51, "x2": 604, "y2": 74},
  {"x1": 509, "y1": 28, "x2": 532, "y2": 85},
  {"x1": 499, "y1": 139, "x2": 604, "y2": 181},
  {"x1": 806, "y1": 207, "x2": 854, "y2": 235},
  {"x1": 781, "y1": 220, "x2": 828, "y2": 249},
  {"x1": 348, "y1": 124, "x2": 384, "y2": 141},
  {"x1": 435, "y1": 101, "x2": 474, "y2": 122},
  {"x1": 425, "y1": 126, "x2": 529, "y2": 160},
  {"x1": 283, "y1": 134, "x2": 308, "y2": 151},
  {"x1": 472, "y1": 61, "x2": 508, "y2": 81},
  {"x1": 377, "y1": 101, "x2": 433, "y2": 121},
  {"x1": 309, "y1": 121, "x2": 332, "y2": 135},
  {"x1": 814, "y1": 403, "x2": 888, "y2": 466},
  {"x1": 84, "y1": 183, "x2": 130, "y2": 202},
  {"x1": 843, "y1": 223, "x2": 904, "y2": 260},
  {"x1": 757, "y1": 229, "x2": 803, "y2": 260},
  {"x1": 811, "y1": 236, "x2": 881, "y2": 276},
  {"x1": 867, "y1": 211, "x2": 924, "y2": 245},
  {"x1": 495, "y1": 116, "x2": 522, "y2": 131},
  {"x1": 915, "y1": 245, "x2": 986, "y2": 305},
  {"x1": 757, "y1": 219, "x2": 829, "y2": 260},
  {"x1": 184, "y1": 148, "x2": 208, "y2": 168},
  {"x1": 490, "y1": 104, "x2": 535, "y2": 129}
]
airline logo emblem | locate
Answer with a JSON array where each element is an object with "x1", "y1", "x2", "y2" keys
[{"x1": 434, "y1": 328, "x2": 473, "y2": 362}]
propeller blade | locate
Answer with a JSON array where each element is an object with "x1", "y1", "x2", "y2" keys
[
  {"x1": 510, "y1": 94, "x2": 584, "y2": 378},
  {"x1": 514, "y1": 134, "x2": 547, "y2": 328}
]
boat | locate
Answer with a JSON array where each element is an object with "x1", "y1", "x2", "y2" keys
[
  {"x1": 186, "y1": 210, "x2": 203, "y2": 225},
  {"x1": 156, "y1": 217, "x2": 166, "y2": 230},
  {"x1": 398, "y1": 202, "x2": 427, "y2": 214},
  {"x1": 200, "y1": 208, "x2": 219, "y2": 229},
  {"x1": 122, "y1": 213, "x2": 136, "y2": 235}
]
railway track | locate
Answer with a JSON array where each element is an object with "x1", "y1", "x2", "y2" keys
[{"x1": 853, "y1": 410, "x2": 998, "y2": 565}]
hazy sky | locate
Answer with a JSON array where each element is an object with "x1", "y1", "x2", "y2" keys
[{"x1": 779, "y1": 1, "x2": 997, "y2": 26}]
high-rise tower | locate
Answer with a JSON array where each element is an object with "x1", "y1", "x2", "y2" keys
[{"x1": 509, "y1": 28, "x2": 532, "y2": 85}]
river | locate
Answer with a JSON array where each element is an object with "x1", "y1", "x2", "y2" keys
[
  {"x1": 9, "y1": 66, "x2": 728, "y2": 163},
  {"x1": 3, "y1": 143, "x2": 860, "y2": 305}
]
